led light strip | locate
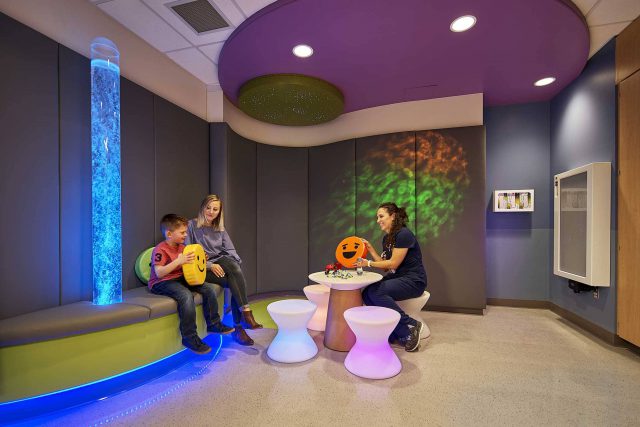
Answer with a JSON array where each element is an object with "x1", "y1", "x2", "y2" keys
[{"x1": 90, "y1": 335, "x2": 223, "y2": 426}]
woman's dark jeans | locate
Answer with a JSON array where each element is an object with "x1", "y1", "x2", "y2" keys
[
  {"x1": 205, "y1": 256, "x2": 250, "y2": 325},
  {"x1": 150, "y1": 277, "x2": 220, "y2": 340},
  {"x1": 362, "y1": 275, "x2": 426, "y2": 340}
]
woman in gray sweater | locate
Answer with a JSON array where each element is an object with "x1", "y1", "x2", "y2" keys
[{"x1": 186, "y1": 194, "x2": 262, "y2": 346}]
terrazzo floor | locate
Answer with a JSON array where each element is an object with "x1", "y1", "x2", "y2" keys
[{"x1": 17, "y1": 305, "x2": 640, "y2": 427}]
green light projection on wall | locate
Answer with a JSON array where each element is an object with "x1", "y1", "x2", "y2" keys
[
  {"x1": 318, "y1": 131, "x2": 470, "y2": 248},
  {"x1": 416, "y1": 131, "x2": 470, "y2": 241},
  {"x1": 356, "y1": 133, "x2": 416, "y2": 240}
]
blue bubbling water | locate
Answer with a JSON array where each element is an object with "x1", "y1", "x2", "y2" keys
[{"x1": 91, "y1": 57, "x2": 122, "y2": 305}]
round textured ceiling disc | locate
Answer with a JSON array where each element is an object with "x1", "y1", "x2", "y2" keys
[{"x1": 238, "y1": 74, "x2": 344, "y2": 126}]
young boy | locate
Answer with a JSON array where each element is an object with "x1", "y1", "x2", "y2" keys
[{"x1": 149, "y1": 214, "x2": 234, "y2": 354}]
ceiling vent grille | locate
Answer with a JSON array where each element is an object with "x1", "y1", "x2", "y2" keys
[{"x1": 171, "y1": 0, "x2": 229, "y2": 33}]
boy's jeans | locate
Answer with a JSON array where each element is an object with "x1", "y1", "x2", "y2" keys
[{"x1": 150, "y1": 277, "x2": 220, "y2": 340}]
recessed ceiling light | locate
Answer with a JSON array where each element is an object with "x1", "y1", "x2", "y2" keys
[
  {"x1": 534, "y1": 77, "x2": 556, "y2": 87},
  {"x1": 293, "y1": 44, "x2": 313, "y2": 58},
  {"x1": 450, "y1": 15, "x2": 476, "y2": 32}
]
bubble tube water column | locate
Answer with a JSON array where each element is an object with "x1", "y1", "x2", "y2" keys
[{"x1": 91, "y1": 37, "x2": 122, "y2": 305}]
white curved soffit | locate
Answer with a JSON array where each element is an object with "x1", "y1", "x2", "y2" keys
[{"x1": 223, "y1": 93, "x2": 484, "y2": 147}]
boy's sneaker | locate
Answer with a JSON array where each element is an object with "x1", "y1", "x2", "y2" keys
[
  {"x1": 182, "y1": 337, "x2": 211, "y2": 355},
  {"x1": 207, "y1": 321, "x2": 235, "y2": 335},
  {"x1": 401, "y1": 321, "x2": 423, "y2": 352}
]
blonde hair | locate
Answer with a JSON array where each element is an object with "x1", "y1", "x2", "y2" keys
[{"x1": 196, "y1": 194, "x2": 225, "y2": 230}]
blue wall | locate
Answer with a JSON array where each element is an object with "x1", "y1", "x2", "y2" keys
[
  {"x1": 485, "y1": 38, "x2": 618, "y2": 334},
  {"x1": 485, "y1": 102, "x2": 551, "y2": 301},
  {"x1": 550, "y1": 39, "x2": 617, "y2": 332}
]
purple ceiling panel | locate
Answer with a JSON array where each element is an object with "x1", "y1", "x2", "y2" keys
[{"x1": 218, "y1": 0, "x2": 588, "y2": 112}]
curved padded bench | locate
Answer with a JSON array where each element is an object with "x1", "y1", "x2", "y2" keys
[
  {"x1": 0, "y1": 301, "x2": 150, "y2": 347},
  {"x1": 122, "y1": 286, "x2": 207, "y2": 319},
  {"x1": 0, "y1": 285, "x2": 223, "y2": 403},
  {"x1": 0, "y1": 287, "x2": 217, "y2": 347}
]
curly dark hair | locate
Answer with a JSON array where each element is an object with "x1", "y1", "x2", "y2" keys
[{"x1": 379, "y1": 202, "x2": 408, "y2": 250}]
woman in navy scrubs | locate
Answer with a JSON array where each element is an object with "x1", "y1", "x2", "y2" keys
[{"x1": 356, "y1": 202, "x2": 427, "y2": 352}]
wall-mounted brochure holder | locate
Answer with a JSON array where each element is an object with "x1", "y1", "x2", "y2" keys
[
  {"x1": 493, "y1": 189, "x2": 534, "y2": 212},
  {"x1": 553, "y1": 162, "x2": 611, "y2": 287}
]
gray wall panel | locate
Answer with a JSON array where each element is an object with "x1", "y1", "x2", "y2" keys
[
  {"x1": 355, "y1": 132, "x2": 417, "y2": 243},
  {"x1": 257, "y1": 145, "x2": 308, "y2": 293},
  {"x1": 308, "y1": 139, "x2": 356, "y2": 275},
  {"x1": 59, "y1": 46, "x2": 92, "y2": 304},
  {"x1": 121, "y1": 79, "x2": 155, "y2": 289},
  {"x1": 226, "y1": 130, "x2": 257, "y2": 295},
  {"x1": 416, "y1": 127, "x2": 486, "y2": 310},
  {"x1": 209, "y1": 123, "x2": 228, "y2": 200},
  {"x1": 154, "y1": 97, "x2": 209, "y2": 242},
  {"x1": 0, "y1": 13, "x2": 60, "y2": 319}
]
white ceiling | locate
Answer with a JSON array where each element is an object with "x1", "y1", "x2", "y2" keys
[{"x1": 92, "y1": 0, "x2": 640, "y2": 92}]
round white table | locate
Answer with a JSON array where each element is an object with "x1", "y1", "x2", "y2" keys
[{"x1": 308, "y1": 271, "x2": 382, "y2": 352}]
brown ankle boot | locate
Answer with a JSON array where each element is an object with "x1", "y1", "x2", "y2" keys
[
  {"x1": 232, "y1": 326, "x2": 254, "y2": 346},
  {"x1": 241, "y1": 310, "x2": 263, "y2": 329}
]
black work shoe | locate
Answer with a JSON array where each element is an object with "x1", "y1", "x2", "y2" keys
[
  {"x1": 182, "y1": 337, "x2": 211, "y2": 355},
  {"x1": 402, "y1": 321, "x2": 423, "y2": 352},
  {"x1": 232, "y1": 325, "x2": 254, "y2": 346},
  {"x1": 207, "y1": 321, "x2": 235, "y2": 335}
]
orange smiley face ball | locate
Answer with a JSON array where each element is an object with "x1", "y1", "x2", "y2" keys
[{"x1": 335, "y1": 236, "x2": 368, "y2": 268}]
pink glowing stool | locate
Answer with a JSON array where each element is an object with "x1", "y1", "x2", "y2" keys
[
  {"x1": 303, "y1": 284, "x2": 330, "y2": 331},
  {"x1": 343, "y1": 306, "x2": 401, "y2": 379},
  {"x1": 267, "y1": 299, "x2": 318, "y2": 363}
]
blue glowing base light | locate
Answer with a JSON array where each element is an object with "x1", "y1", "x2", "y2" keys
[
  {"x1": 0, "y1": 335, "x2": 223, "y2": 425},
  {"x1": 91, "y1": 58, "x2": 122, "y2": 305}
]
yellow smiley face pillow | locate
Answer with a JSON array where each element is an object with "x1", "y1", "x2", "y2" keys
[{"x1": 182, "y1": 244, "x2": 207, "y2": 285}]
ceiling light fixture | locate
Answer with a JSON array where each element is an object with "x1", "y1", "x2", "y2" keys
[
  {"x1": 534, "y1": 77, "x2": 556, "y2": 87},
  {"x1": 293, "y1": 44, "x2": 313, "y2": 58},
  {"x1": 450, "y1": 15, "x2": 476, "y2": 32}
]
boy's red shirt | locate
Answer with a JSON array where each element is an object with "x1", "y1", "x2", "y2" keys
[{"x1": 148, "y1": 240, "x2": 185, "y2": 288}]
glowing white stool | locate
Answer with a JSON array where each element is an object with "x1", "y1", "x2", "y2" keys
[
  {"x1": 343, "y1": 306, "x2": 401, "y2": 379},
  {"x1": 303, "y1": 284, "x2": 330, "y2": 331},
  {"x1": 396, "y1": 291, "x2": 431, "y2": 339},
  {"x1": 267, "y1": 300, "x2": 318, "y2": 363}
]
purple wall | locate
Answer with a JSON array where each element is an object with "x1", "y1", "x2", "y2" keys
[{"x1": 549, "y1": 39, "x2": 617, "y2": 332}]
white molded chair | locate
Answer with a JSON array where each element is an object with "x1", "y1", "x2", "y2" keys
[
  {"x1": 267, "y1": 300, "x2": 318, "y2": 363},
  {"x1": 396, "y1": 291, "x2": 431, "y2": 339},
  {"x1": 343, "y1": 306, "x2": 402, "y2": 379},
  {"x1": 303, "y1": 284, "x2": 330, "y2": 331}
]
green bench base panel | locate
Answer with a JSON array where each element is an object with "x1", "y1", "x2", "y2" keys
[{"x1": 0, "y1": 306, "x2": 210, "y2": 403}]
